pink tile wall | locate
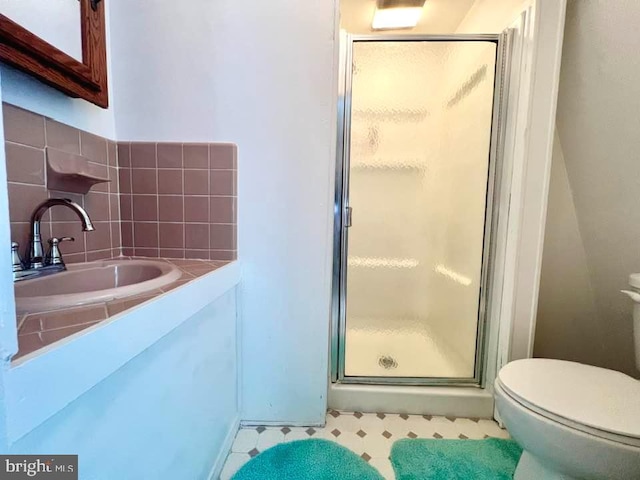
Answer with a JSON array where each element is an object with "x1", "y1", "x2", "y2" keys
[
  {"x1": 3, "y1": 104, "x2": 121, "y2": 263},
  {"x1": 2, "y1": 104, "x2": 238, "y2": 264},
  {"x1": 119, "y1": 142, "x2": 237, "y2": 261}
]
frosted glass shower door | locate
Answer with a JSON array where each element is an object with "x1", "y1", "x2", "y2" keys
[{"x1": 342, "y1": 39, "x2": 499, "y2": 381}]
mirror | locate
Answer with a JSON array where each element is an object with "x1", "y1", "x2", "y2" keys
[{"x1": 0, "y1": 0, "x2": 83, "y2": 61}]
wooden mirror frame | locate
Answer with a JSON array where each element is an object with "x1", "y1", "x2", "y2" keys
[{"x1": 0, "y1": 0, "x2": 108, "y2": 108}]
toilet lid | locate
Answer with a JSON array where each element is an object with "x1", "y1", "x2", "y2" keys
[{"x1": 498, "y1": 359, "x2": 640, "y2": 440}]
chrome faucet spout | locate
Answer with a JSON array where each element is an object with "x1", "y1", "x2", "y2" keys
[
  {"x1": 31, "y1": 198, "x2": 94, "y2": 232},
  {"x1": 27, "y1": 198, "x2": 94, "y2": 269}
]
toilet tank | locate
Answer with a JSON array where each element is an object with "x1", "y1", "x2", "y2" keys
[{"x1": 621, "y1": 274, "x2": 640, "y2": 371}]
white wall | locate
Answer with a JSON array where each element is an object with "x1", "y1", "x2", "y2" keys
[
  {"x1": 535, "y1": 132, "x2": 606, "y2": 366},
  {"x1": 537, "y1": 0, "x2": 640, "y2": 378},
  {"x1": 108, "y1": 0, "x2": 218, "y2": 142},
  {"x1": 110, "y1": 0, "x2": 340, "y2": 423},
  {"x1": 0, "y1": 0, "x2": 82, "y2": 61},
  {"x1": 207, "y1": 0, "x2": 339, "y2": 424}
]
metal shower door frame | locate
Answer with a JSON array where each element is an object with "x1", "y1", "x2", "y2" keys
[{"x1": 331, "y1": 33, "x2": 512, "y2": 386}]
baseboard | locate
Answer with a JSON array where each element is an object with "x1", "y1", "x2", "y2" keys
[
  {"x1": 240, "y1": 419, "x2": 325, "y2": 428},
  {"x1": 207, "y1": 415, "x2": 241, "y2": 480}
]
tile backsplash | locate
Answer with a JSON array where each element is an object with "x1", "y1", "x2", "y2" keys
[
  {"x1": 119, "y1": 142, "x2": 237, "y2": 261},
  {"x1": 4, "y1": 104, "x2": 120, "y2": 263},
  {"x1": 3, "y1": 103, "x2": 237, "y2": 264}
]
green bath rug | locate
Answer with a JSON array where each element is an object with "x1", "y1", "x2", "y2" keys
[
  {"x1": 232, "y1": 438, "x2": 384, "y2": 480},
  {"x1": 391, "y1": 437, "x2": 522, "y2": 480}
]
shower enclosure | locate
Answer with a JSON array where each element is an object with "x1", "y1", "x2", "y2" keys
[{"x1": 332, "y1": 34, "x2": 510, "y2": 386}]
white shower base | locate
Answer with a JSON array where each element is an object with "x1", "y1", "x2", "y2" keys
[
  {"x1": 344, "y1": 317, "x2": 473, "y2": 379},
  {"x1": 334, "y1": 318, "x2": 494, "y2": 418},
  {"x1": 328, "y1": 383, "x2": 495, "y2": 418}
]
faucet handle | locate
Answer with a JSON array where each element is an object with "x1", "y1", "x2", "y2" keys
[
  {"x1": 11, "y1": 241, "x2": 24, "y2": 272},
  {"x1": 50, "y1": 237, "x2": 75, "y2": 244},
  {"x1": 45, "y1": 237, "x2": 74, "y2": 266}
]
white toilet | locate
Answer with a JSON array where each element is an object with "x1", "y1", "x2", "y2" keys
[
  {"x1": 495, "y1": 359, "x2": 640, "y2": 479},
  {"x1": 495, "y1": 276, "x2": 640, "y2": 480}
]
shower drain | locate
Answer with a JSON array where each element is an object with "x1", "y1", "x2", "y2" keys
[{"x1": 378, "y1": 355, "x2": 398, "y2": 370}]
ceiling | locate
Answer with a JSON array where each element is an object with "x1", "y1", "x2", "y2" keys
[{"x1": 340, "y1": 0, "x2": 477, "y2": 34}]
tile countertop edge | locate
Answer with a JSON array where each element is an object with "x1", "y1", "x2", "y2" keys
[{"x1": 4, "y1": 261, "x2": 242, "y2": 443}]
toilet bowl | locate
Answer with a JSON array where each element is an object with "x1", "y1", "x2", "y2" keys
[{"x1": 495, "y1": 358, "x2": 640, "y2": 480}]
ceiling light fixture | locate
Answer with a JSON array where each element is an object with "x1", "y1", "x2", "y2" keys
[{"x1": 371, "y1": 0, "x2": 426, "y2": 31}]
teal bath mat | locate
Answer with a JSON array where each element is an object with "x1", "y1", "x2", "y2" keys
[
  {"x1": 232, "y1": 438, "x2": 384, "y2": 480},
  {"x1": 391, "y1": 437, "x2": 522, "y2": 480}
]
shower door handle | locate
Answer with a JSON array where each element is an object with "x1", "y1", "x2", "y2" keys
[{"x1": 345, "y1": 207, "x2": 353, "y2": 228}]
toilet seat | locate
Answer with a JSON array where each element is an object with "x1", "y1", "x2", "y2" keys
[{"x1": 497, "y1": 359, "x2": 640, "y2": 448}]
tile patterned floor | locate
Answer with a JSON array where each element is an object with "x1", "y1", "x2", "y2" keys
[{"x1": 220, "y1": 410, "x2": 510, "y2": 479}]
